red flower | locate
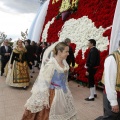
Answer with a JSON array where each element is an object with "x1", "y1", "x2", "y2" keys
[
  {"x1": 103, "y1": 28, "x2": 112, "y2": 37},
  {"x1": 40, "y1": 0, "x2": 117, "y2": 84}
]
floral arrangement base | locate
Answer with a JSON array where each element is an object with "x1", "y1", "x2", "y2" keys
[{"x1": 41, "y1": 0, "x2": 117, "y2": 84}]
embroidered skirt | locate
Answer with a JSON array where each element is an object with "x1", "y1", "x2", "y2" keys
[{"x1": 6, "y1": 61, "x2": 30, "y2": 87}]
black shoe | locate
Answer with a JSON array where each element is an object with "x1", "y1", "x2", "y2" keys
[
  {"x1": 23, "y1": 86, "x2": 27, "y2": 90},
  {"x1": 35, "y1": 64, "x2": 39, "y2": 67},
  {"x1": 95, "y1": 116, "x2": 104, "y2": 120},
  {"x1": 94, "y1": 94, "x2": 97, "y2": 98},
  {"x1": 85, "y1": 97, "x2": 94, "y2": 101}
]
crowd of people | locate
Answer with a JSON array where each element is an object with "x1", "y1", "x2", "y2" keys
[
  {"x1": 0, "y1": 39, "x2": 51, "y2": 89},
  {"x1": 0, "y1": 38, "x2": 120, "y2": 119}
]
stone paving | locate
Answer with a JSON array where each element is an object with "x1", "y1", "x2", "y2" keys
[{"x1": 0, "y1": 67, "x2": 103, "y2": 120}]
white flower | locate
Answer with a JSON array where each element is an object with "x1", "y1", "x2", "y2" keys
[
  {"x1": 58, "y1": 16, "x2": 109, "y2": 57},
  {"x1": 41, "y1": 17, "x2": 55, "y2": 42},
  {"x1": 42, "y1": 16, "x2": 109, "y2": 58}
]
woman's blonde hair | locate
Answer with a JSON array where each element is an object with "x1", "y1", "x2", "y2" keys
[
  {"x1": 14, "y1": 39, "x2": 26, "y2": 50},
  {"x1": 16, "y1": 39, "x2": 23, "y2": 45},
  {"x1": 53, "y1": 42, "x2": 68, "y2": 55}
]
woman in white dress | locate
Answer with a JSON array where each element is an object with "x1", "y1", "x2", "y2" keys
[
  {"x1": 6, "y1": 40, "x2": 30, "y2": 88},
  {"x1": 22, "y1": 42, "x2": 77, "y2": 120}
]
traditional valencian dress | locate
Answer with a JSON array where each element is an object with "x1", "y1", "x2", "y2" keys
[
  {"x1": 6, "y1": 47, "x2": 30, "y2": 87},
  {"x1": 22, "y1": 57, "x2": 77, "y2": 120},
  {"x1": 96, "y1": 50, "x2": 120, "y2": 120}
]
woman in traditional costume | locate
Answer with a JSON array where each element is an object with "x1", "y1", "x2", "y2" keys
[
  {"x1": 6, "y1": 39, "x2": 30, "y2": 88},
  {"x1": 22, "y1": 42, "x2": 77, "y2": 120}
]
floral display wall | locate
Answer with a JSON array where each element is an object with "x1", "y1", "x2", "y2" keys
[{"x1": 41, "y1": 0, "x2": 117, "y2": 84}]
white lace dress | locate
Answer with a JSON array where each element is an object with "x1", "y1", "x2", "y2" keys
[{"x1": 23, "y1": 58, "x2": 77, "y2": 120}]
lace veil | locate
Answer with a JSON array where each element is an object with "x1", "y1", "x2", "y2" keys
[
  {"x1": 41, "y1": 41, "x2": 59, "y2": 68},
  {"x1": 12, "y1": 40, "x2": 25, "y2": 49},
  {"x1": 9, "y1": 40, "x2": 25, "y2": 63},
  {"x1": 31, "y1": 41, "x2": 60, "y2": 94}
]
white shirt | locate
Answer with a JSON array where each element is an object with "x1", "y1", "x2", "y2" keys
[
  {"x1": 104, "y1": 51, "x2": 120, "y2": 106},
  {"x1": 4, "y1": 45, "x2": 8, "y2": 52}
]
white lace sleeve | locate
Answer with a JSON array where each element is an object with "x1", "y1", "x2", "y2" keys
[{"x1": 25, "y1": 59, "x2": 54, "y2": 113}]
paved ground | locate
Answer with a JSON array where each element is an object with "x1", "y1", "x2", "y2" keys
[{"x1": 0, "y1": 67, "x2": 103, "y2": 120}]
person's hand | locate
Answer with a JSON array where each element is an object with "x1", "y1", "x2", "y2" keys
[
  {"x1": 71, "y1": 67, "x2": 74, "y2": 72},
  {"x1": 29, "y1": 62, "x2": 33, "y2": 65},
  {"x1": 111, "y1": 105, "x2": 119, "y2": 113},
  {"x1": 85, "y1": 71, "x2": 89, "y2": 76},
  {"x1": 5, "y1": 53, "x2": 10, "y2": 56},
  {"x1": 84, "y1": 64, "x2": 88, "y2": 69}
]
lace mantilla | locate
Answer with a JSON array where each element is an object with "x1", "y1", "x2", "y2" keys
[
  {"x1": 49, "y1": 88, "x2": 77, "y2": 120},
  {"x1": 25, "y1": 90, "x2": 49, "y2": 113},
  {"x1": 52, "y1": 58, "x2": 69, "y2": 73}
]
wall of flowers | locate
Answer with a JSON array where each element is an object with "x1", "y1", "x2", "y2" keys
[{"x1": 40, "y1": 0, "x2": 117, "y2": 84}]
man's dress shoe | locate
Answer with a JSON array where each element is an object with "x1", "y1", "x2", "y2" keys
[{"x1": 85, "y1": 98, "x2": 94, "y2": 101}]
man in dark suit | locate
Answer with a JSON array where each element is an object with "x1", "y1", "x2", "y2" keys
[
  {"x1": 64, "y1": 38, "x2": 75, "y2": 68},
  {"x1": 40, "y1": 42, "x2": 48, "y2": 62},
  {"x1": 64, "y1": 38, "x2": 75, "y2": 81},
  {"x1": 25, "y1": 39, "x2": 34, "y2": 78},
  {"x1": 85, "y1": 39, "x2": 100, "y2": 101},
  {"x1": 0, "y1": 40, "x2": 12, "y2": 76},
  {"x1": 35, "y1": 42, "x2": 42, "y2": 69}
]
